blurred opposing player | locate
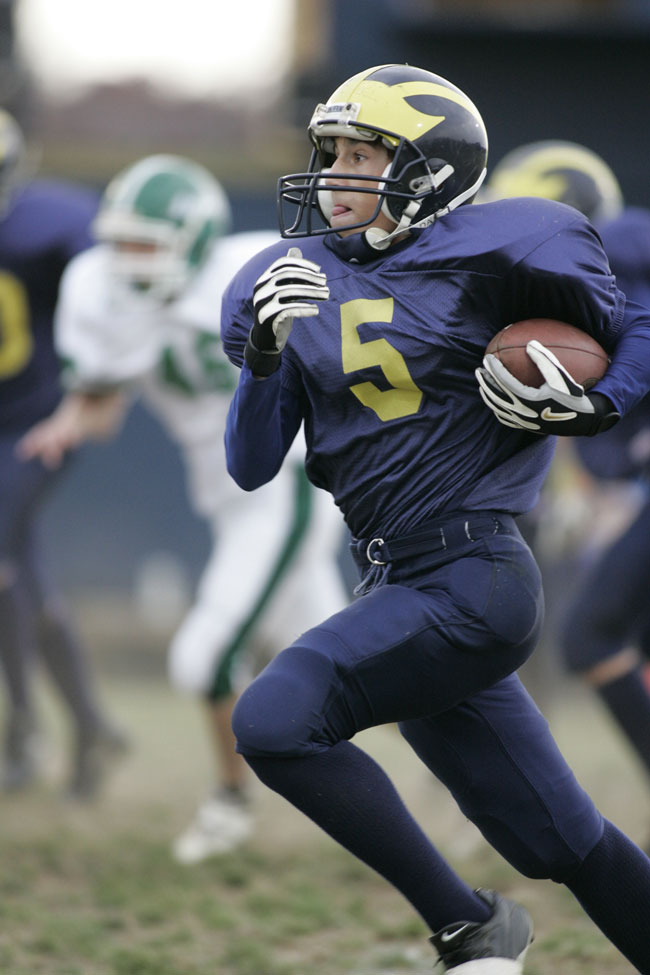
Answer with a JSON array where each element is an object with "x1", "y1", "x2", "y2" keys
[
  {"x1": 486, "y1": 141, "x2": 650, "y2": 842},
  {"x1": 0, "y1": 108, "x2": 128, "y2": 797},
  {"x1": 18, "y1": 154, "x2": 349, "y2": 862}
]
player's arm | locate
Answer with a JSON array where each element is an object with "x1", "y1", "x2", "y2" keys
[
  {"x1": 224, "y1": 246, "x2": 327, "y2": 489},
  {"x1": 476, "y1": 342, "x2": 620, "y2": 436},
  {"x1": 15, "y1": 388, "x2": 129, "y2": 469},
  {"x1": 225, "y1": 365, "x2": 303, "y2": 490},
  {"x1": 478, "y1": 216, "x2": 650, "y2": 434}
]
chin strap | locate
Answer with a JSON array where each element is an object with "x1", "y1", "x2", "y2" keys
[
  {"x1": 364, "y1": 165, "x2": 488, "y2": 251},
  {"x1": 431, "y1": 167, "x2": 487, "y2": 220},
  {"x1": 364, "y1": 200, "x2": 422, "y2": 250}
]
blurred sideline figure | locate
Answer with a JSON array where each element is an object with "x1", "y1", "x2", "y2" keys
[
  {"x1": 485, "y1": 140, "x2": 650, "y2": 844},
  {"x1": 0, "y1": 107, "x2": 128, "y2": 798},
  {"x1": 18, "y1": 154, "x2": 350, "y2": 863}
]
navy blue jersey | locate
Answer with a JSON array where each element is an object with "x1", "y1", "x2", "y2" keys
[
  {"x1": 575, "y1": 207, "x2": 650, "y2": 481},
  {"x1": 222, "y1": 197, "x2": 650, "y2": 539},
  {"x1": 0, "y1": 179, "x2": 98, "y2": 433}
]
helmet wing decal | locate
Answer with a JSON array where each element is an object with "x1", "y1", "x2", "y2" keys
[{"x1": 319, "y1": 79, "x2": 482, "y2": 144}]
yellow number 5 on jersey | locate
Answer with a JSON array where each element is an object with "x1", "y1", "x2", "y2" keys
[
  {"x1": 340, "y1": 297, "x2": 422, "y2": 421},
  {"x1": 0, "y1": 271, "x2": 32, "y2": 380}
]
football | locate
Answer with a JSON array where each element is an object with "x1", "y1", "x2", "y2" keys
[{"x1": 485, "y1": 319, "x2": 609, "y2": 389}]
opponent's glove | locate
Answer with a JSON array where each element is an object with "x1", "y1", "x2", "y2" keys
[
  {"x1": 475, "y1": 339, "x2": 620, "y2": 436},
  {"x1": 244, "y1": 247, "x2": 329, "y2": 376}
]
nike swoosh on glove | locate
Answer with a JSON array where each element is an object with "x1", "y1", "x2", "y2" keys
[
  {"x1": 475, "y1": 339, "x2": 620, "y2": 435},
  {"x1": 244, "y1": 247, "x2": 329, "y2": 376}
]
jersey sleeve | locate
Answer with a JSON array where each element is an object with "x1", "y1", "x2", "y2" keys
[
  {"x1": 221, "y1": 237, "x2": 302, "y2": 367},
  {"x1": 505, "y1": 214, "x2": 650, "y2": 416},
  {"x1": 220, "y1": 238, "x2": 310, "y2": 487},
  {"x1": 225, "y1": 364, "x2": 304, "y2": 490},
  {"x1": 54, "y1": 252, "x2": 161, "y2": 391}
]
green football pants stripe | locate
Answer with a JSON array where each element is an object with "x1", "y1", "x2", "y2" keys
[{"x1": 207, "y1": 466, "x2": 314, "y2": 701}]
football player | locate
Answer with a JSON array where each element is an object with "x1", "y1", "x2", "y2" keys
[
  {"x1": 481, "y1": 139, "x2": 624, "y2": 224},
  {"x1": 220, "y1": 65, "x2": 650, "y2": 973},
  {"x1": 0, "y1": 108, "x2": 128, "y2": 798},
  {"x1": 486, "y1": 141, "x2": 650, "y2": 849},
  {"x1": 18, "y1": 154, "x2": 349, "y2": 863}
]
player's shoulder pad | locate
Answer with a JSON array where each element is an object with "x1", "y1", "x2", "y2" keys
[{"x1": 60, "y1": 244, "x2": 106, "y2": 288}]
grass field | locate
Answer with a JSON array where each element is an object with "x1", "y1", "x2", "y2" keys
[{"x1": 1, "y1": 601, "x2": 648, "y2": 975}]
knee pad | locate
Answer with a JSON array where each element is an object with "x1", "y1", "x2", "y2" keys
[
  {"x1": 400, "y1": 702, "x2": 603, "y2": 883},
  {"x1": 458, "y1": 802, "x2": 604, "y2": 881},
  {"x1": 232, "y1": 645, "x2": 339, "y2": 758}
]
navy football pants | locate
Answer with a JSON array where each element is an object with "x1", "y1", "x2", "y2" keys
[
  {"x1": 562, "y1": 494, "x2": 650, "y2": 670},
  {"x1": 234, "y1": 514, "x2": 604, "y2": 880},
  {"x1": 0, "y1": 435, "x2": 62, "y2": 605}
]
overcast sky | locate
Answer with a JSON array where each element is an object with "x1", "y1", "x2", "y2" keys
[{"x1": 14, "y1": 0, "x2": 295, "y2": 100}]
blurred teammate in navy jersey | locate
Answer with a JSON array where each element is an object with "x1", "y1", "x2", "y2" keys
[
  {"x1": 486, "y1": 142, "x2": 650, "y2": 848},
  {"x1": 219, "y1": 65, "x2": 650, "y2": 973},
  {"x1": 0, "y1": 108, "x2": 127, "y2": 797}
]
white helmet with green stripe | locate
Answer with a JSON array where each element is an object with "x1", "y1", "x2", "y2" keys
[{"x1": 94, "y1": 154, "x2": 232, "y2": 302}]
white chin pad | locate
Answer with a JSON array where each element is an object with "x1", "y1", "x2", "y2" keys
[
  {"x1": 316, "y1": 167, "x2": 333, "y2": 223},
  {"x1": 317, "y1": 190, "x2": 334, "y2": 223},
  {"x1": 379, "y1": 162, "x2": 398, "y2": 226}
]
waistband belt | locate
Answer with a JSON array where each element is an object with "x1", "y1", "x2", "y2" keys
[{"x1": 355, "y1": 513, "x2": 513, "y2": 567}]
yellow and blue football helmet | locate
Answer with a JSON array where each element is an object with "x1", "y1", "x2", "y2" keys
[
  {"x1": 0, "y1": 108, "x2": 26, "y2": 216},
  {"x1": 278, "y1": 63, "x2": 488, "y2": 248},
  {"x1": 483, "y1": 140, "x2": 624, "y2": 224}
]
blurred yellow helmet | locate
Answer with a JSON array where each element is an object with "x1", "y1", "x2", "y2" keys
[{"x1": 484, "y1": 140, "x2": 623, "y2": 223}]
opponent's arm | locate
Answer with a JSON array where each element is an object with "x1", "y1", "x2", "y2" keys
[
  {"x1": 15, "y1": 389, "x2": 130, "y2": 469},
  {"x1": 476, "y1": 339, "x2": 620, "y2": 436}
]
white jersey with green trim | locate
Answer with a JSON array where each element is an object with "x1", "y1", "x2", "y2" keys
[
  {"x1": 54, "y1": 230, "x2": 350, "y2": 695},
  {"x1": 55, "y1": 231, "x2": 279, "y2": 515}
]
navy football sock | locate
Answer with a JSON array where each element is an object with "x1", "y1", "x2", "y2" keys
[
  {"x1": 596, "y1": 669, "x2": 650, "y2": 777},
  {"x1": 245, "y1": 739, "x2": 491, "y2": 932},
  {"x1": 0, "y1": 585, "x2": 33, "y2": 712},
  {"x1": 564, "y1": 818, "x2": 650, "y2": 972},
  {"x1": 37, "y1": 610, "x2": 106, "y2": 733}
]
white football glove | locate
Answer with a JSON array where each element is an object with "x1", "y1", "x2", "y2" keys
[
  {"x1": 476, "y1": 339, "x2": 619, "y2": 436},
  {"x1": 245, "y1": 247, "x2": 329, "y2": 375}
]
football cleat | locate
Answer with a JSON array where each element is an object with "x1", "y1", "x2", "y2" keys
[
  {"x1": 1, "y1": 709, "x2": 41, "y2": 791},
  {"x1": 65, "y1": 723, "x2": 131, "y2": 801},
  {"x1": 172, "y1": 789, "x2": 254, "y2": 864},
  {"x1": 429, "y1": 888, "x2": 534, "y2": 973}
]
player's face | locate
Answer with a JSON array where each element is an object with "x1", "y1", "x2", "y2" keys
[
  {"x1": 325, "y1": 137, "x2": 395, "y2": 237},
  {"x1": 113, "y1": 240, "x2": 157, "y2": 255}
]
